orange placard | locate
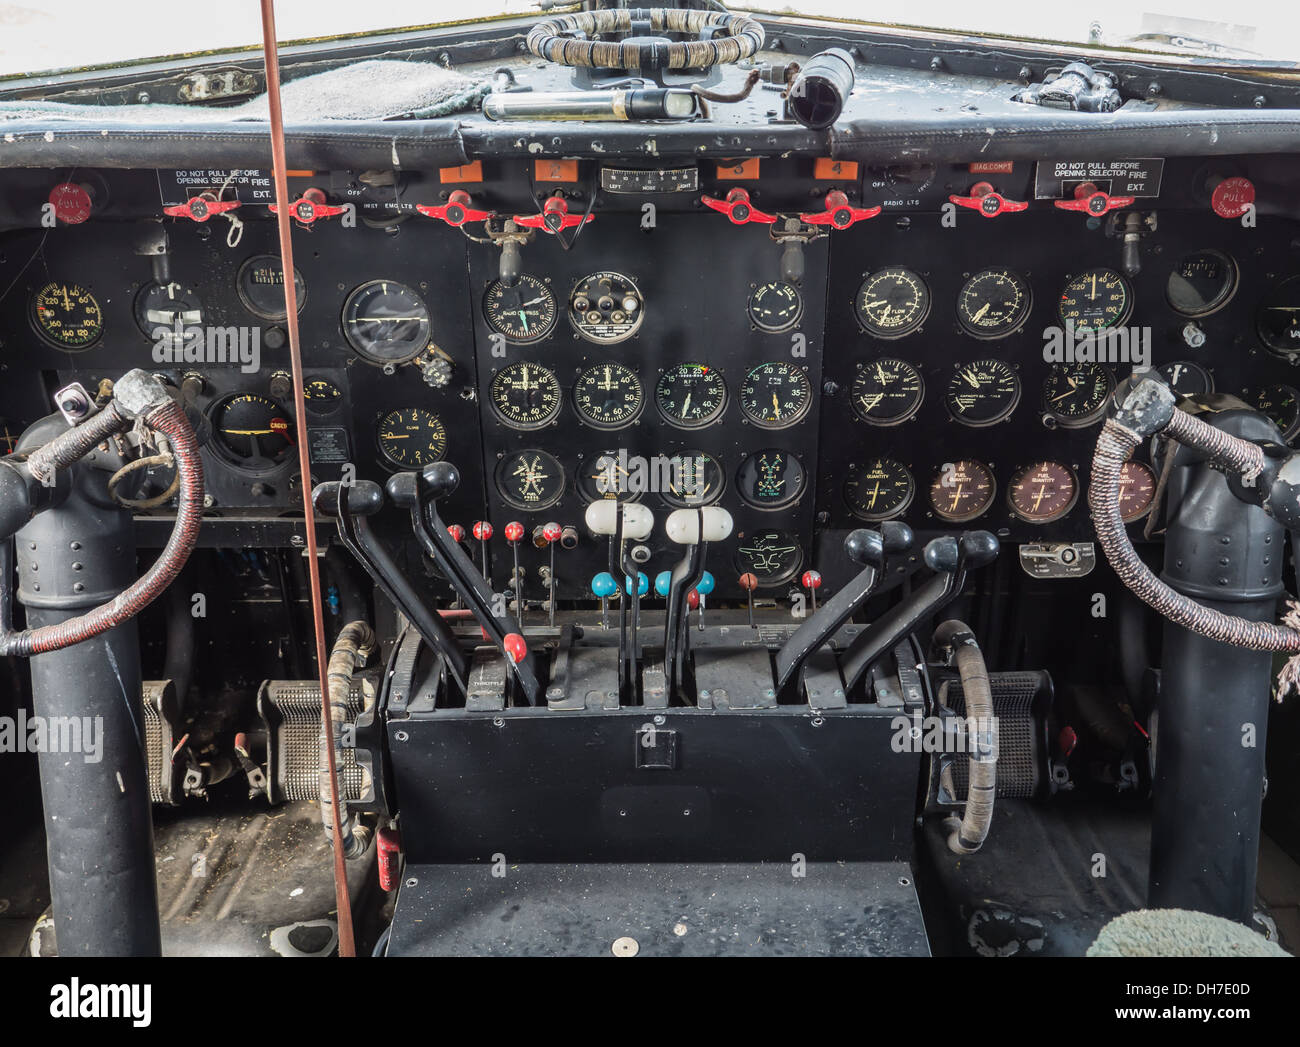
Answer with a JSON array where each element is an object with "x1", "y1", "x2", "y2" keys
[
  {"x1": 534, "y1": 158, "x2": 579, "y2": 183},
  {"x1": 716, "y1": 158, "x2": 760, "y2": 180},
  {"x1": 813, "y1": 158, "x2": 858, "y2": 181},
  {"x1": 277, "y1": 170, "x2": 315, "y2": 178},
  {"x1": 439, "y1": 161, "x2": 484, "y2": 183},
  {"x1": 969, "y1": 161, "x2": 1015, "y2": 174}
]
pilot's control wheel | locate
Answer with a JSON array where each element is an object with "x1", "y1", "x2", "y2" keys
[{"x1": 526, "y1": 8, "x2": 764, "y2": 71}]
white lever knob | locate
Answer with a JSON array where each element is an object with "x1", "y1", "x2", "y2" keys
[
  {"x1": 665, "y1": 506, "x2": 733, "y2": 545},
  {"x1": 620, "y1": 503, "x2": 654, "y2": 541}
]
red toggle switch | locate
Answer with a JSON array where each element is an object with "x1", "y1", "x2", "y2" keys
[
  {"x1": 1211, "y1": 176, "x2": 1255, "y2": 219},
  {"x1": 541, "y1": 522, "x2": 563, "y2": 544},
  {"x1": 269, "y1": 187, "x2": 347, "y2": 225},
  {"x1": 1054, "y1": 182, "x2": 1135, "y2": 217},
  {"x1": 503, "y1": 633, "x2": 528, "y2": 664},
  {"x1": 48, "y1": 182, "x2": 93, "y2": 225},
  {"x1": 447, "y1": 524, "x2": 466, "y2": 543},
  {"x1": 163, "y1": 195, "x2": 242, "y2": 223},
  {"x1": 514, "y1": 194, "x2": 593, "y2": 234},
  {"x1": 701, "y1": 187, "x2": 777, "y2": 225},
  {"x1": 504, "y1": 521, "x2": 525, "y2": 543},
  {"x1": 416, "y1": 190, "x2": 493, "y2": 227},
  {"x1": 800, "y1": 190, "x2": 881, "y2": 229},
  {"x1": 472, "y1": 521, "x2": 493, "y2": 541},
  {"x1": 948, "y1": 181, "x2": 1028, "y2": 218}
]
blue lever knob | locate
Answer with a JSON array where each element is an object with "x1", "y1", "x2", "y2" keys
[
  {"x1": 654, "y1": 571, "x2": 672, "y2": 596},
  {"x1": 624, "y1": 571, "x2": 649, "y2": 596},
  {"x1": 591, "y1": 572, "x2": 617, "y2": 598},
  {"x1": 696, "y1": 570, "x2": 715, "y2": 596}
]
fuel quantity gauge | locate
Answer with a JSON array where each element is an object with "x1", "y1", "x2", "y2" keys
[
  {"x1": 929, "y1": 460, "x2": 996, "y2": 523},
  {"x1": 1008, "y1": 461, "x2": 1079, "y2": 523},
  {"x1": 844, "y1": 458, "x2": 915, "y2": 521},
  {"x1": 851, "y1": 358, "x2": 924, "y2": 425}
]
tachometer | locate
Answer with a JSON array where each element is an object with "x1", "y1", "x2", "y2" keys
[
  {"x1": 855, "y1": 267, "x2": 930, "y2": 339},
  {"x1": 568, "y1": 272, "x2": 643, "y2": 344},
  {"x1": 573, "y1": 362, "x2": 643, "y2": 429},
  {"x1": 31, "y1": 282, "x2": 103, "y2": 350},
  {"x1": 851, "y1": 357, "x2": 924, "y2": 425},
  {"x1": 945, "y1": 360, "x2": 1021, "y2": 426},
  {"x1": 957, "y1": 268, "x2": 1031, "y2": 339},
  {"x1": 496, "y1": 449, "x2": 564, "y2": 510},
  {"x1": 489, "y1": 361, "x2": 562, "y2": 430},
  {"x1": 1008, "y1": 461, "x2": 1078, "y2": 523},
  {"x1": 739, "y1": 361, "x2": 812, "y2": 428},
  {"x1": 342, "y1": 280, "x2": 432, "y2": 364},
  {"x1": 483, "y1": 275, "x2": 557, "y2": 344},
  {"x1": 376, "y1": 407, "x2": 447, "y2": 468},
  {"x1": 844, "y1": 457, "x2": 915, "y2": 521},
  {"x1": 1058, "y1": 268, "x2": 1132, "y2": 333},
  {"x1": 655, "y1": 363, "x2": 727, "y2": 429}
]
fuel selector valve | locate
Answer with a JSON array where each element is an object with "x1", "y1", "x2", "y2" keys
[
  {"x1": 948, "y1": 182, "x2": 1028, "y2": 218},
  {"x1": 417, "y1": 190, "x2": 493, "y2": 227},
  {"x1": 269, "y1": 187, "x2": 348, "y2": 226},
  {"x1": 1054, "y1": 182, "x2": 1135, "y2": 217},
  {"x1": 514, "y1": 193, "x2": 593, "y2": 234},
  {"x1": 799, "y1": 190, "x2": 881, "y2": 229},
  {"x1": 701, "y1": 188, "x2": 776, "y2": 225}
]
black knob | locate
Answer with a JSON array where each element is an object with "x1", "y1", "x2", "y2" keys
[
  {"x1": 421, "y1": 461, "x2": 460, "y2": 500},
  {"x1": 312, "y1": 479, "x2": 383, "y2": 517},
  {"x1": 960, "y1": 530, "x2": 1000, "y2": 568},
  {"x1": 880, "y1": 520, "x2": 915, "y2": 555},
  {"x1": 923, "y1": 535, "x2": 961, "y2": 573},
  {"x1": 844, "y1": 528, "x2": 884, "y2": 568}
]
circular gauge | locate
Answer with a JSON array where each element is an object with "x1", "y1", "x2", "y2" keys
[
  {"x1": 855, "y1": 267, "x2": 930, "y2": 339},
  {"x1": 1256, "y1": 276, "x2": 1300, "y2": 357},
  {"x1": 568, "y1": 271, "x2": 643, "y2": 344},
  {"x1": 342, "y1": 280, "x2": 432, "y2": 364},
  {"x1": 236, "y1": 255, "x2": 306, "y2": 321},
  {"x1": 134, "y1": 280, "x2": 203, "y2": 347},
  {"x1": 211, "y1": 393, "x2": 294, "y2": 469},
  {"x1": 489, "y1": 362, "x2": 562, "y2": 430},
  {"x1": 844, "y1": 458, "x2": 915, "y2": 521},
  {"x1": 736, "y1": 449, "x2": 806, "y2": 510},
  {"x1": 1251, "y1": 384, "x2": 1300, "y2": 441},
  {"x1": 739, "y1": 361, "x2": 812, "y2": 429},
  {"x1": 483, "y1": 274, "x2": 557, "y2": 344},
  {"x1": 496, "y1": 449, "x2": 564, "y2": 510},
  {"x1": 1158, "y1": 360, "x2": 1213, "y2": 396},
  {"x1": 661, "y1": 450, "x2": 725, "y2": 508},
  {"x1": 957, "y1": 268, "x2": 1032, "y2": 339},
  {"x1": 1043, "y1": 362, "x2": 1114, "y2": 428},
  {"x1": 573, "y1": 362, "x2": 643, "y2": 429},
  {"x1": 945, "y1": 360, "x2": 1021, "y2": 426},
  {"x1": 735, "y1": 529, "x2": 803, "y2": 587},
  {"x1": 303, "y1": 378, "x2": 342, "y2": 408},
  {"x1": 655, "y1": 363, "x2": 727, "y2": 429},
  {"x1": 30, "y1": 282, "x2": 103, "y2": 350},
  {"x1": 747, "y1": 281, "x2": 803, "y2": 333},
  {"x1": 376, "y1": 407, "x2": 447, "y2": 468},
  {"x1": 929, "y1": 460, "x2": 996, "y2": 523},
  {"x1": 577, "y1": 451, "x2": 643, "y2": 504},
  {"x1": 1118, "y1": 460, "x2": 1157, "y2": 523},
  {"x1": 1008, "y1": 461, "x2": 1079, "y2": 523},
  {"x1": 851, "y1": 357, "x2": 924, "y2": 425},
  {"x1": 1166, "y1": 249, "x2": 1238, "y2": 317},
  {"x1": 1058, "y1": 268, "x2": 1132, "y2": 334}
]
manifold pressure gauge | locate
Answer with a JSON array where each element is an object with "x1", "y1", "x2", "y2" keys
[
  {"x1": 573, "y1": 363, "x2": 643, "y2": 429},
  {"x1": 490, "y1": 361, "x2": 562, "y2": 429}
]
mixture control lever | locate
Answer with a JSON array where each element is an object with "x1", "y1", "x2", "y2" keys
[
  {"x1": 585, "y1": 499, "x2": 654, "y2": 703},
  {"x1": 662, "y1": 506, "x2": 733, "y2": 699}
]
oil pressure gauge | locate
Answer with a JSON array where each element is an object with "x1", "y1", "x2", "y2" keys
[{"x1": 568, "y1": 271, "x2": 643, "y2": 344}]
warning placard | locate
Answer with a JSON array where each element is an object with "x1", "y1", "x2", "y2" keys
[{"x1": 1034, "y1": 159, "x2": 1164, "y2": 200}]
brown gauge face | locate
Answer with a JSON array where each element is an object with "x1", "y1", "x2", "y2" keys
[
  {"x1": 1008, "y1": 461, "x2": 1079, "y2": 523},
  {"x1": 851, "y1": 357, "x2": 924, "y2": 425},
  {"x1": 843, "y1": 457, "x2": 915, "y2": 521},
  {"x1": 1042, "y1": 362, "x2": 1114, "y2": 428},
  {"x1": 929, "y1": 459, "x2": 996, "y2": 522},
  {"x1": 1118, "y1": 460, "x2": 1157, "y2": 523}
]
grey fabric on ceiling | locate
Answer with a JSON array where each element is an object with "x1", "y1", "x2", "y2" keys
[{"x1": 0, "y1": 59, "x2": 489, "y2": 122}]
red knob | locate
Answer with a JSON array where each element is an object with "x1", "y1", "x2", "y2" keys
[
  {"x1": 473, "y1": 521, "x2": 493, "y2": 541},
  {"x1": 416, "y1": 189, "x2": 493, "y2": 227},
  {"x1": 948, "y1": 181, "x2": 1028, "y2": 218},
  {"x1": 738, "y1": 572, "x2": 758, "y2": 592},
  {"x1": 163, "y1": 195, "x2": 242, "y2": 223},
  {"x1": 514, "y1": 193, "x2": 592, "y2": 233},
  {"x1": 503, "y1": 633, "x2": 528, "y2": 664},
  {"x1": 1211, "y1": 176, "x2": 1255, "y2": 219},
  {"x1": 686, "y1": 588, "x2": 700, "y2": 609},
  {"x1": 701, "y1": 187, "x2": 777, "y2": 225},
  {"x1": 800, "y1": 190, "x2": 881, "y2": 229},
  {"x1": 269, "y1": 187, "x2": 347, "y2": 225},
  {"x1": 802, "y1": 570, "x2": 822, "y2": 590},
  {"x1": 1053, "y1": 182, "x2": 1135, "y2": 217},
  {"x1": 48, "y1": 182, "x2": 92, "y2": 225},
  {"x1": 504, "y1": 521, "x2": 525, "y2": 543},
  {"x1": 447, "y1": 524, "x2": 466, "y2": 543}
]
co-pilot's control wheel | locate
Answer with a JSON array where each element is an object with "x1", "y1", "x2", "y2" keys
[{"x1": 526, "y1": 8, "x2": 764, "y2": 71}]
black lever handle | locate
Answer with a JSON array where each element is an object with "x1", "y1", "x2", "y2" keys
[
  {"x1": 312, "y1": 479, "x2": 468, "y2": 694},
  {"x1": 839, "y1": 529, "x2": 997, "y2": 695},
  {"x1": 387, "y1": 463, "x2": 544, "y2": 706},
  {"x1": 771, "y1": 523, "x2": 914, "y2": 702}
]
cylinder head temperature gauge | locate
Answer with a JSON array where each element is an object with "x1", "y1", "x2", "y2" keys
[{"x1": 1008, "y1": 461, "x2": 1078, "y2": 523}]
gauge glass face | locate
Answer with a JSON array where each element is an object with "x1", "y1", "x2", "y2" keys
[
  {"x1": 237, "y1": 255, "x2": 306, "y2": 321},
  {"x1": 134, "y1": 280, "x2": 202, "y2": 348},
  {"x1": 1118, "y1": 460, "x2": 1158, "y2": 523},
  {"x1": 655, "y1": 363, "x2": 726, "y2": 428},
  {"x1": 1166, "y1": 249, "x2": 1237, "y2": 317},
  {"x1": 483, "y1": 275, "x2": 557, "y2": 344},
  {"x1": 945, "y1": 360, "x2": 1021, "y2": 426},
  {"x1": 577, "y1": 451, "x2": 643, "y2": 504},
  {"x1": 957, "y1": 269, "x2": 1031, "y2": 338},
  {"x1": 1158, "y1": 361, "x2": 1213, "y2": 396},
  {"x1": 851, "y1": 357, "x2": 924, "y2": 425},
  {"x1": 376, "y1": 408, "x2": 447, "y2": 468},
  {"x1": 489, "y1": 362, "x2": 562, "y2": 430},
  {"x1": 735, "y1": 529, "x2": 803, "y2": 586},
  {"x1": 342, "y1": 280, "x2": 431, "y2": 364},
  {"x1": 31, "y1": 282, "x2": 103, "y2": 350},
  {"x1": 844, "y1": 457, "x2": 915, "y2": 521},
  {"x1": 736, "y1": 449, "x2": 805, "y2": 510},
  {"x1": 1008, "y1": 461, "x2": 1079, "y2": 523},
  {"x1": 929, "y1": 460, "x2": 996, "y2": 523},
  {"x1": 1042, "y1": 362, "x2": 1113, "y2": 428},
  {"x1": 304, "y1": 378, "x2": 342, "y2": 407},
  {"x1": 739, "y1": 361, "x2": 812, "y2": 428},
  {"x1": 568, "y1": 272, "x2": 643, "y2": 344},
  {"x1": 747, "y1": 281, "x2": 803, "y2": 333},
  {"x1": 1252, "y1": 384, "x2": 1300, "y2": 441},
  {"x1": 212, "y1": 393, "x2": 294, "y2": 468},
  {"x1": 855, "y1": 267, "x2": 930, "y2": 338},
  {"x1": 1257, "y1": 276, "x2": 1300, "y2": 357},
  {"x1": 660, "y1": 451, "x2": 724, "y2": 508},
  {"x1": 1058, "y1": 268, "x2": 1132, "y2": 333},
  {"x1": 573, "y1": 363, "x2": 643, "y2": 429},
  {"x1": 496, "y1": 449, "x2": 564, "y2": 510}
]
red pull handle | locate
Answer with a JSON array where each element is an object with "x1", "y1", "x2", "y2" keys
[
  {"x1": 446, "y1": 524, "x2": 466, "y2": 543},
  {"x1": 375, "y1": 826, "x2": 401, "y2": 892},
  {"x1": 701, "y1": 187, "x2": 777, "y2": 225},
  {"x1": 416, "y1": 190, "x2": 493, "y2": 227},
  {"x1": 800, "y1": 190, "x2": 881, "y2": 229},
  {"x1": 948, "y1": 181, "x2": 1028, "y2": 218},
  {"x1": 268, "y1": 187, "x2": 347, "y2": 224},
  {"x1": 502, "y1": 633, "x2": 528, "y2": 664},
  {"x1": 163, "y1": 195, "x2": 242, "y2": 222},
  {"x1": 1053, "y1": 182, "x2": 1135, "y2": 216},
  {"x1": 514, "y1": 194, "x2": 593, "y2": 233}
]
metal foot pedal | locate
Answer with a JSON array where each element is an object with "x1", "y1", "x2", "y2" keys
[
  {"x1": 257, "y1": 679, "x2": 370, "y2": 804},
  {"x1": 141, "y1": 680, "x2": 182, "y2": 806}
]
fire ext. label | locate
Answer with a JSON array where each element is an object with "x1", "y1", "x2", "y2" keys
[{"x1": 1033, "y1": 159, "x2": 1165, "y2": 200}]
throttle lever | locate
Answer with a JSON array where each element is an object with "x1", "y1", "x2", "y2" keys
[
  {"x1": 312, "y1": 479, "x2": 468, "y2": 695},
  {"x1": 663, "y1": 507, "x2": 733, "y2": 700},
  {"x1": 772, "y1": 522, "x2": 913, "y2": 702},
  {"x1": 839, "y1": 531, "x2": 998, "y2": 695},
  {"x1": 387, "y1": 463, "x2": 543, "y2": 706}
]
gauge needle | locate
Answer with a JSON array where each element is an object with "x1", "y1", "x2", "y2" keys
[
  {"x1": 772, "y1": 391, "x2": 781, "y2": 417},
  {"x1": 950, "y1": 484, "x2": 964, "y2": 511},
  {"x1": 868, "y1": 481, "x2": 881, "y2": 508},
  {"x1": 962, "y1": 369, "x2": 981, "y2": 389},
  {"x1": 681, "y1": 392, "x2": 692, "y2": 417},
  {"x1": 223, "y1": 428, "x2": 275, "y2": 435},
  {"x1": 61, "y1": 286, "x2": 71, "y2": 311},
  {"x1": 875, "y1": 363, "x2": 889, "y2": 384},
  {"x1": 518, "y1": 310, "x2": 529, "y2": 333},
  {"x1": 971, "y1": 302, "x2": 990, "y2": 323},
  {"x1": 1090, "y1": 273, "x2": 1097, "y2": 301},
  {"x1": 1033, "y1": 485, "x2": 1047, "y2": 512},
  {"x1": 862, "y1": 393, "x2": 885, "y2": 411}
]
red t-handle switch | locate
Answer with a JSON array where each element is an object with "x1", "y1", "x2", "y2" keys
[
  {"x1": 164, "y1": 195, "x2": 242, "y2": 223},
  {"x1": 800, "y1": 190, "x2": 881, "y2": 229},
  {"x1": 417, "y1": 190, "x2": 493, "y2": 227},
  {"x1": 948, "y1": 181, "x2": 1029, "y2": 218},
  {"x1": 701, "y1": 187, "x2": 777, "y2": 225},
  {"x1": 1053, "y1": 182, "x2": 1135, "y2": 217},
  {"x1": 269, "y1": 187, "x2": 347, "y2": 225},
  {"x1": 514, "y1": 194, "x2": 593, "y2": 234}
]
